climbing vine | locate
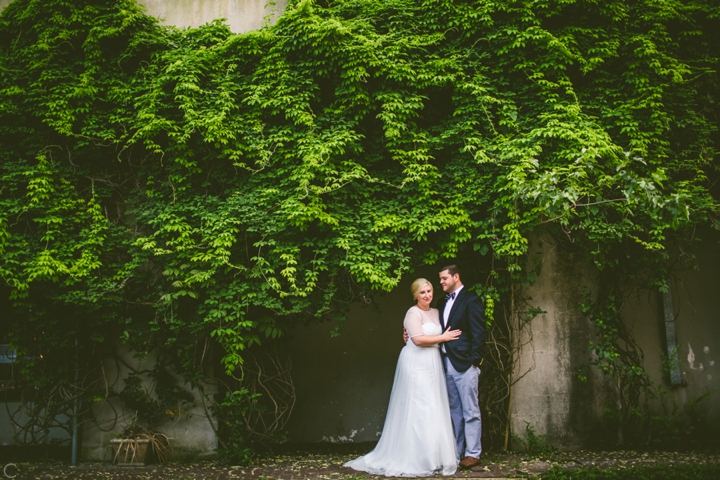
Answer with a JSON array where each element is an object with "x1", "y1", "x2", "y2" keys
[{"x1": 0, "y1": 0, "x2": 718, "y2": 452}]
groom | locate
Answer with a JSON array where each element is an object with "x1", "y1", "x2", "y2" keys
[{"x1": 436, "y1": 265, "x2": 486, "y2": 469}]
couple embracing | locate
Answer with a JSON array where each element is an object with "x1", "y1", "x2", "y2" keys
[{"x1": 345, "y1": 265, "x2": 486, "y2": 477}]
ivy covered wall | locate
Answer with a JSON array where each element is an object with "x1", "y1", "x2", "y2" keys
[{"x1": 1, "y1": 0, "x2": 718, "y2": 454}]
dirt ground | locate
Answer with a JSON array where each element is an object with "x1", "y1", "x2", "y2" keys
[{"x1": 3, "y1": 446, "x2": 720, "y2": 480}]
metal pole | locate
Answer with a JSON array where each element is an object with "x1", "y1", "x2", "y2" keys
[{"x1": 71, "y1": 338, "x2": 79, "y2": 465}]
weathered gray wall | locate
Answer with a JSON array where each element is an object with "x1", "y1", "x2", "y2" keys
[
  {"x1": 0, "y1": 0, "x2": 289, "y2": 33},
  {"x1": 656, "y1": 232, "x2": 720, "y2": 431},
  {"x1": 0, "y1": 404, "x2": 70, "y2": 445},
  {"x1": 284, "y1": 270, "x2": 436, "y2": 443},
  {"x1": 508, "y1": 231, "x2": 720, "y2": 449},
  {"x1": 139, "y1": 0, "x2": 288, "y2": 33},
  {"x1": 671, "y1": 233, "x2": 720, "y2": 427},
  {"x1": 623, "y1": 231, "x2": 720, "y2": 431},
  {"x1": 509, "y1": 236, "x2": 615, "y2": 450},
  {"x1": 81, "y1": 346, "x2": 217, "y2": 461}
]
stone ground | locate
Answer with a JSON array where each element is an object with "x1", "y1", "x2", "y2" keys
[{"x1": 3, "y1": 446, "x2": 720, "y2": 480}]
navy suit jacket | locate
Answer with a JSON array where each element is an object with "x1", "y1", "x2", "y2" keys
[{"x1": 437, "y1": 287, "x2": 487, "y2": 372}]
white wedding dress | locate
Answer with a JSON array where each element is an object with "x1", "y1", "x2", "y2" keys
[{"x1": 344, "y1": 306, "x2": 458, "y2": 477}]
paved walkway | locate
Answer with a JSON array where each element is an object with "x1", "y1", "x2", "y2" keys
[{"x1": 5, "y1": 449, "x2": 720, "y2": 479}]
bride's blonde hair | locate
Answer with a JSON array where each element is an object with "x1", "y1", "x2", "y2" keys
[{"x1": 410, "y1": 278, "x2": 432, "y2": 301}]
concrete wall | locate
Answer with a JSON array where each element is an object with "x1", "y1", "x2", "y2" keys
[
  {"x1": 81, "y1": 346, "x2": 217, "y2": 461},
  {"x1": 0, "y1": 0, "x2": 289, "y2": 34},
  {"x1": 0, "y1": 347, "x2": 217, "y2": 459},
  {"x1": 139, "y1": 0, "x2": 288, "y2": 33},
  {"x1": 83, "y1": 397, "x2": 217, "y2": 462},
  {"x1": 284, "y1": 268, "x2": 438, "y2": 443},
  {"x1": 672, "y1": 233, "x2": 720, "y2": 429},
  {"x1": 508, "y1": 236, "x2": 615, "y2": 449},
  {"x1": 507, "y1": 231, "x2": 720, "y2": 449},
  {"x1": 636, "y1": 231, "x2": 720, "y2": 430},
  {"x1": 0, "y1": 404, "x2": 70, "y2": 446},
  {"x1": 82, "y1": 398, "x2": 217, "y2": 462},
  {"x1": 623, "y1": 231, "x2": 720, "y2": 433}
]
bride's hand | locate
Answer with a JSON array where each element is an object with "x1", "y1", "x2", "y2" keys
[{"x1": 442, "y1": 326, "x2": 461, "y2": 341}]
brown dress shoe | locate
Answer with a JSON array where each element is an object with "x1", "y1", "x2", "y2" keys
[{"x1": 459, "y1": 456, "x2": 481, "y2": 469}]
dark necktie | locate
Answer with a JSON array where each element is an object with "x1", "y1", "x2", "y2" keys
[{"x1": 445, "y1": 292, "x2": 456, "y2": 301}]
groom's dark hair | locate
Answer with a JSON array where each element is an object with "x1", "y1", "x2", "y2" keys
[{"x1": 440, "y1": 264, "x2": 461, "y2": 278}]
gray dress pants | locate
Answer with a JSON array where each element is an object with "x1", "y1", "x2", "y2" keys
[{"x1": 443, "y1": 355, "x2": 482, "y2": 458}]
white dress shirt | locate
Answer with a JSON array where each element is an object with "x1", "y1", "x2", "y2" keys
[
  {"x1": 441, "y1": 285, "x2": 463, "y2": 353},
  {"x1": 443, "y1": 285, "x2": 463, "y2": 326}
]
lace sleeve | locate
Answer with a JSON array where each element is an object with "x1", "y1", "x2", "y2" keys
[{"x1": 403, "y1": 307, "x2": 424, "y2": 338}]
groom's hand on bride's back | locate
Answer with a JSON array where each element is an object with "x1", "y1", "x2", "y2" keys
[{"x1": 403, "y1": 328, "x2": 409, "y2": 343}]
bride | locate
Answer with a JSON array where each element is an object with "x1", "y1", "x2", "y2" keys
[{"x1": 344, "y1": 278, "x2": 460, "y2": 477}]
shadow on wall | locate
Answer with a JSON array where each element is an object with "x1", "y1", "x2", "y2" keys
[
  {"x1": 624, "y1": 228, "x2": 720, "y2": 431},
  {"x1": 285, "y1": 266, "x2": 440, "y2": 444},
  {"x1": 672, "y1": 230, "x2": 720, "y2": 429}
]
